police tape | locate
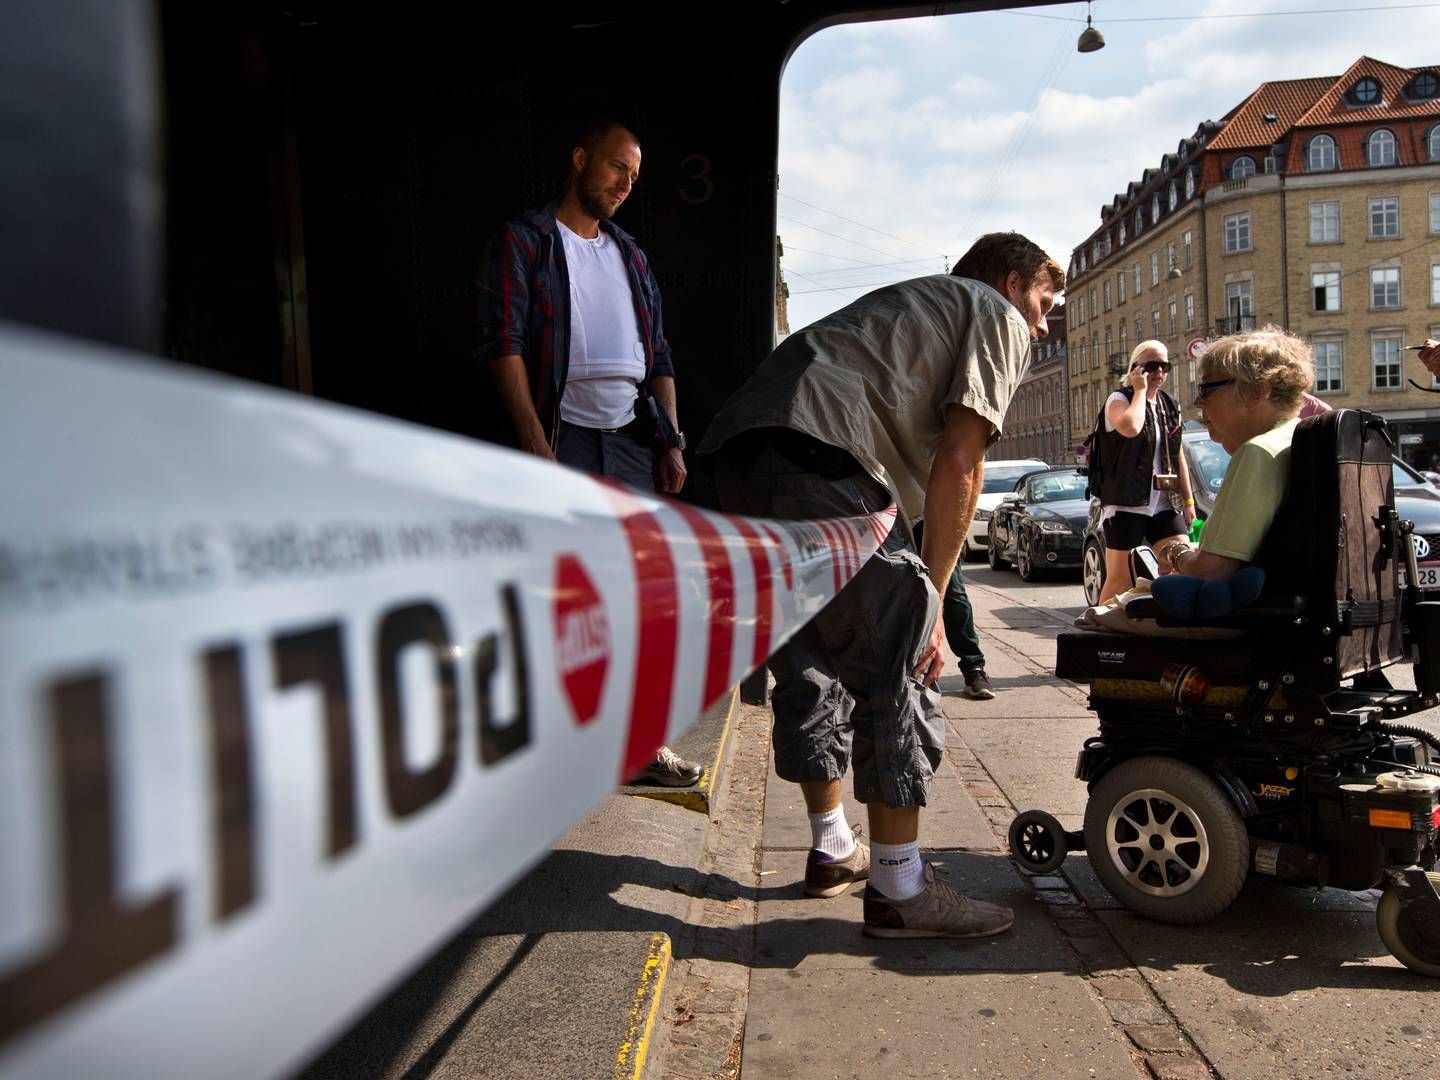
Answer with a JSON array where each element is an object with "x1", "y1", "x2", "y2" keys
[{"x1": 0, "y1": 323, "x2": 896, "y2": 1078}]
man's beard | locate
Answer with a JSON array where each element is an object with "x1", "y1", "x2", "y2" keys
[{"x1": 575, "y1": 168, "x2": 617, "y2": 221}]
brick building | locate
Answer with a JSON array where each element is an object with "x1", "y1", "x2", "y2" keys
[
  {"x1": 994, "y1": 302, "x2": 1068, "y2": 463},
  {"x1": 1064, "y1": 57, "x2": 1440, "y2": 469}
]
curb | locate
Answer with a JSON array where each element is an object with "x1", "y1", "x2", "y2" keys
[
  {"x1": 629, "y1": 687, "x2": 739, "y2": 814},
  {"x1": 613, "y1": 932, "x2": 672, "y2": 1080}
]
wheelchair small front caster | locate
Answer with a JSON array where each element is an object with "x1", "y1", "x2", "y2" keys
[
  {"x1": 1377, "y1": 868, "x2": 1440, "y2": 977},
  {"x1": 1008, "y1": 809, "x2": 1072, "y2": 875}
]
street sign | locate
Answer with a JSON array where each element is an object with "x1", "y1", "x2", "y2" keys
[{"x1": 1187, "y1": 337, "x2": 1208, "y2": 360}]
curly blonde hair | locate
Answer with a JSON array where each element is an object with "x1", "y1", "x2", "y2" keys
[{"x1": 1198, "y1": 325, "x2": 1314, "y2": 412}]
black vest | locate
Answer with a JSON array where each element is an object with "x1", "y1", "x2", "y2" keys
[{"x1": 1094, "y1": 388, "x2": 1183, "y2": 508}]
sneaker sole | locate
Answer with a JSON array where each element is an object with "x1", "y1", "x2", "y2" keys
[
  {"x1": 861, "y1": 914, "x2": 1015, "y2": 939},
  {"x1": 634, "y1": 772, "x2": 704, "y2": 787},
  {"x1": 804, "y1": 875, "x2": 868, "y2": 899},
  {"x1": 965, "y1": 689, "x2": 995, "y2": 700}
]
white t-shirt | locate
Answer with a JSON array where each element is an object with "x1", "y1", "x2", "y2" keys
[
  {"x1": 556, "y1": 221, "x2": 646, "y2": 428},
  {"x1": 1100, "y1": 390, "x2": 1170, "y2": 520}
]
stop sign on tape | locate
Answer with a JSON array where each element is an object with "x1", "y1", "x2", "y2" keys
[{"x1": 553, "y1": 553, "x2": 610, "y2": 726}]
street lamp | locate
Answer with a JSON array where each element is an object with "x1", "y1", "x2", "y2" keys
[{"x1": 1077, "y1": 1, "x2": 1105, "y2": 53}]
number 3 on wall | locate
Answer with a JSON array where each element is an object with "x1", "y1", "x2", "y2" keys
[{"x1": 678, "y1": 153, "x2": 714, "y2": 205}]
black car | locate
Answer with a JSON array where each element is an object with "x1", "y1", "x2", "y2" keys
[
  {"x1": 1080, "y1": 432, "x2": 1440, "y2": 605},
  {"x1": 986, "y1": 467, "x2": 1090, "y2": 581}
]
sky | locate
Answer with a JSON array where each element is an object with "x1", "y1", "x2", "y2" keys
[{"x1": 778, "y1": 0, "x2": 1440, "y2": 331}]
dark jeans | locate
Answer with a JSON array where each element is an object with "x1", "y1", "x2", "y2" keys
[
  {"x1": 911, "y1": 519, "x2": 986, "y2": 675},
  {"x1": 714, "y1": 431, "x2": 945, "y2": 809},
  {"x1": 555, "y1": 419, "x2": 654, "y2": 491}
]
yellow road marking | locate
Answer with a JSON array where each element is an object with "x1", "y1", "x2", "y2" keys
[{"x1": 613, "y1": 932, "x2": 671, "y2": 1079}]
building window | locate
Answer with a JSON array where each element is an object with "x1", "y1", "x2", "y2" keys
[
  {"x1": 1307, "y1": 134, "x2": 1337, "y2": 172},
  {"x1": 1310, "y1": 200, "x2": 1340, "y2": 243},
  {"x1": 1313, "y1": 271, "x2": 1341, "y2": 312},
  {"x1": 1410, "y1": 72, "x2": 1439, "y2": 100},
  {"x1": 1432, "y1": 262, "x2": 1440, "y2": 305},
  {"x1": 1431, "y1": 193, "x2": 1440, "y2": 233},
  {"x1": 1184, "y1": 293, "x2": 1195, "y2": 329},
  {"x1": 1429, "y1": 126, "x2": 1440, "y2": 162},
  {"x1": 1168, "y1": 181, "x2": 1178, "y2": 211},
  {"x1": 1151, "y1": 193, "x2": 1161, "y2": 222},
  {"x1": 1182, "y1": 229, "x2": 1193, "y2": 268},
  {"x1": 1167, "y1": 300, "x2": 1178, "y2": 337},
  {"x1": 1093, "y1": 240, "x2": 1101, "y2": 263},
  {"x1": 1149, "y1": 252, "x2": 1159, "y2": 285},
  {"x1": 1224, "y1": 281, "x2": 1253, "y2": 324},
  {"x1": 1135, "y1": 315, "x2": 1143, "y2": 342},
  {"x1": 1367, "y1": 130, "x2": 1397, "y2": 167},
  {"x1": 1224, "y1": 212, "x2": 1252, "y2": 253},
  {"x1": 1372, "y1": 336, "x2": 1403, "y2": 390},
  {"x1": 1230, "y1": 156, "x2": 1257, "y2": 179},
  {"x1": 1090, "y1": 288, "x2": 1098, "y2": 318},
  {"x1": 1104, "y1": 233, "x2": 1113, "y2": 257},
  {"x1": 1119, "y1": 324, "x2": 1128, "y2": 358},
  {"x1": 1313, "y1": 340, "x2": 1344, "y2": 392},
  {"x1": 1080, "y1": 250, "x2": 1087, "y2": 271},
  {"x1": 1105, "y1": 328, "x2": 1113, "y2": 360},
  {"x1": 1133, "y1": 262, "x2": 1141, "y2": 294},
  {"x1": 1119, "y1": 221, "x2": 1127, "y2": 246},
  {"x1": 1151, "y1": 309, "x2": 1161, "y2": 338},
  {"x1": 1103, "y1": 280, "x2": 1112, "y2": 311},
  {"x1": 1370, "y1": 266, "x2": 1401, "y2": 309},
  {"x1": 1185, "y1": 169, "x2": 1196, "y2": 199},
  {"x1": 1092, "y1": 334, "x2": 1099, "y2": 370},
  {"x1": 1117, "y1": 270, "x2": 1126, "y2": 304},
  {"x1": 1166, "y1": 241, "x2": 1176, "y2": 274},
  {"x1": 1369, "y1": 196, "x2": 1400, "y2": 238},
  {"x1": 1349, "y1": 77, "x2": 1381, "y2": 106},
  {"x1": 1134, "y1": 209, "x2": 1143, "y2": 235}
]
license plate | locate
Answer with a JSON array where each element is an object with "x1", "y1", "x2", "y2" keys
[{"x1": 1400, "y1": 562, "x2": 1440, "y2": 589}]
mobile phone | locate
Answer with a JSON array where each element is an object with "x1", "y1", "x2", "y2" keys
[{"x1": 1406, "y1": 344, "x2": 1430, "y2": 351}]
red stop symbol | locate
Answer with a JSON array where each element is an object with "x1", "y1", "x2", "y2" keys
[{"x1": 553, "y1": 553, "x2": 610, "y2": 726}]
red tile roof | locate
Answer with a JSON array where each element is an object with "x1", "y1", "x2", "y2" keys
[
  {"x1": 1207, "y1": 77, "x2": 1334, "y2": 150},
  {"x1": 1293, "y1": 56, "x2": 1440, "y2": 129}
]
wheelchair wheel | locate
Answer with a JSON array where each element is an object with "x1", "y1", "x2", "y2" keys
[
  {"x1": 1084, "y1": 756, "x2": 1248, "y2": 925},
  {"x1": 1376, "y1": 874, "x2": 1440, "y2": 978},
  {"x1": 1008, "y1": 810, "x2": 1068, "y2": 874}
]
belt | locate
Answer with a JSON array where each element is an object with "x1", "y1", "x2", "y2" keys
[{"x1": 597, "y1": 415, "x2": 651, "y2": 436}]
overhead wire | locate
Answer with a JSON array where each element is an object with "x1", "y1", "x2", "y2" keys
[{"x1": 1009, "y1": 2, "x2": 1440, "y2": 23}]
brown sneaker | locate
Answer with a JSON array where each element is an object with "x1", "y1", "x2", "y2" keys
[
  {"x1": 804, "y1": 838, "x2": 870, "y2": 898},
  {"x1": 862, "y1": 863, "x2": 1014, "y2": 938}
]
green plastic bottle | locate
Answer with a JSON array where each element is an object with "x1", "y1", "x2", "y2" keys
[{"x1": 1189, "y1": 516, "x2": 1205, "y2": 544}]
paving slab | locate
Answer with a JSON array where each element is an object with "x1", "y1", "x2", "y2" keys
[{"x1": 744, "y1": 969, "x2": 1138, "y2": 1079}]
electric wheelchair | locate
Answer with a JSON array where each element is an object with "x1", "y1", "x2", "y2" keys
[{"x1": 1008, "y1": 408, "x2": 1440, "y2": 977}]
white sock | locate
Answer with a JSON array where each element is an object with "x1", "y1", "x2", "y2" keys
[
  {"x1": 808, "y1": 806, "x2": 856, "y2": 860},
  {"x1": 870, "y1": 841, "x2": 924, "y2": 900}
]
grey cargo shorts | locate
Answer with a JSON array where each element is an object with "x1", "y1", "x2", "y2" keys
[{"x1": 715, "y1": 431, "x2": 945, "y2": 808}]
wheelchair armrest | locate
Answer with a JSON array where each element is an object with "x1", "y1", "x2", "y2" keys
[{"x1": 1125, "y1": 593, "x2": 1307, "y2": 628}]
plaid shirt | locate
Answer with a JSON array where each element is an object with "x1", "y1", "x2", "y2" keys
[{"x1": 475, "y1": 201, "x2": 675, "y2": 443}]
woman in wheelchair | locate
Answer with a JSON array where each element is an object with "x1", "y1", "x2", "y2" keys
[{"x1": 1018, "y1": 327, "x2": 1440, "y2": 977}]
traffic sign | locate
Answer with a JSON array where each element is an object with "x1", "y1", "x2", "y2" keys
[{"x1": 1187, "y1": 337, "x2": 1208, "y2": 360}]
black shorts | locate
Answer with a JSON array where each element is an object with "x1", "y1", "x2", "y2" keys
[{"x1": 1104, "y1": 508, "x2": 1187, "y2": 550}]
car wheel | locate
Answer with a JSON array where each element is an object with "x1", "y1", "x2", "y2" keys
[
  {"x1": 987, "y1": 533, "x2": 1008, "y2": 570},
  {"x1": 1016, "y1": 533, "x2": 1041, "y2": 582},
  {"x1": 1083, "y1": 757, "x2": 1249, "y2": 925},
  {"x1": 961, "y1": 538, "x2": 974, "y2": 562},
  {"x1": 1082, "y1": 537, "x2": 1106, "y2": 607}
]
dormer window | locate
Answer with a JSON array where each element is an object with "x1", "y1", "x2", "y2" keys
[
  {"x1": 1168, "y1": 182, "x2": 1178, "y2": 210},
  {"x1": 1408, "y1": 71, "x2": 1438, "y2": 100},
  {"x1": 1307, "y1": 134, "x2": 1337, "y2": 172},
  {"x1": 1134, "y1": 209, "x2": 1143, "y2": 234},
  {"x1": 1119, "y1": 221, "x2": 1127, "y2": 245},
  {"x1": 1230, "y1": 156, "x2": 1257, "y2": 179},
  {"x1": 1151, "y1": 193, "x2": 1161, "y2": 221},
  {"x1": 1347, "y1": 77, "x2": 1381, "y2": 106},
  {"x1": 1184, "y1": 170, "x2": 1196, "y2": 198},
  {"x1": 1366, "y1": 129, "x2": 1397, "y2": 167}
]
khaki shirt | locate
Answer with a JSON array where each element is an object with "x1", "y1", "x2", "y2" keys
[
  {"x1": 699, "y1": 275, "x2": 1033, "y2": 523},
  {"x1": 1199, "y1": 417, "x2": 1299, "y2": 562}
]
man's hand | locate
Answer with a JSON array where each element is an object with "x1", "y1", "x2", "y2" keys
[
  {"x1": 658, "y1": 447, "x2": 687, "y2": 493},
  {"x1": 914, "y1": 611, "x2": 946, "y2": 686},
  {"x1": 1419, "y1": 339, "x2": 1440, "y2": 377},
  {"x1": 519, "y1": 434, "x2": 556, "y2": 461}
]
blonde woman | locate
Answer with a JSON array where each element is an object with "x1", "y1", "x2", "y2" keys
[{"x1": 1091, "y1": 341, "x2": 1195, "y2": 604}]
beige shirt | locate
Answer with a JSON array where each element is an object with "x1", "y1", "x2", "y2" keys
[{"x1": 699, "y1": 275, "x2": 1033, "y2": 523}]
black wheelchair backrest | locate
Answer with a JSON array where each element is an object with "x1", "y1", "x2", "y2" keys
[{"x1": 1257, "y1": 408, "x2": 1403, "y2": 678}]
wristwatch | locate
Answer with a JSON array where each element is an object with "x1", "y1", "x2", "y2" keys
[{"x1": 667, "y1": 430, "x2": 687, "y2": 451}]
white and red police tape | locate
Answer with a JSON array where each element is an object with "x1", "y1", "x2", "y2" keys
[{"x1": 0, "y1": 323, "x2": 895, "y2": 1077}]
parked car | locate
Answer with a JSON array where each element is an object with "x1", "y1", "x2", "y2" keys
[
  {"x1": 985, "y1": 466, "x2": 1089, "y2": 581},
  {"x1": 964, "y1": 458, "x2": 1047, "y2": 560},
  {"x1": 1080, "y1": 431, "x2": 1440, "y2": 605}
]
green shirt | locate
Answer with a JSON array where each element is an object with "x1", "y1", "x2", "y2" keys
[{"x1": 1199, "y1": 417, "x2": 1299, "y2": 562}]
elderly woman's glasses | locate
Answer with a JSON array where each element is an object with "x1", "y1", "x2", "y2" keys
[{"x1": 1194, "y1": 377, "x2": 1235, "y2": 403}]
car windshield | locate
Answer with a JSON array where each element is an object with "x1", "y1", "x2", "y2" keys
[
  {"x1": 983, "y1": 465, "x2": 1042, "y2": 494},
  {"x1": 1186, "y1": 438, "x2": 1231, "y2": 494},
  {"x1": 1028, "y1": 472, "x2": 1088, "y2": 503},
  {"x1": 1394, "y1": 459, "x2": 1426, "y2": 488}
]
